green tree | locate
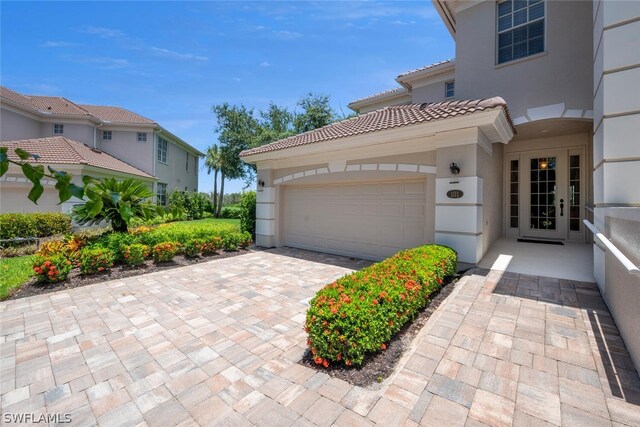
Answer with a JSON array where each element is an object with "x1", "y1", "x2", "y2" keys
[
  {"x1": 293, "y1": 93, "x2": 335, "y2": 133},
  {"x1": 210, "y1": 103, "x2": 259, "y2": 217},
  {"x1": 71, "y1": 178, "x2": 158, "y2": 233},
  {"x1": 204, "y1": 145, "x2": 222, "y2": 215}
]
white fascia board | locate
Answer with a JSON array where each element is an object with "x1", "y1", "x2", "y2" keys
[
  {"x1": 432, "y1": 0, "x2": 456, "y2": 38},
  {"x1": 348, "y1": 88, "x2": 410, "y2": 110},
  {"x1": 395, "y1": 62, "x2": 456, "y2": 89},
  {"x1": 242, "y1": 109, "x2": 511, "y2": 165},
  {"x1": 155, "y1": 127, "x2": 204, "y2": 157}
]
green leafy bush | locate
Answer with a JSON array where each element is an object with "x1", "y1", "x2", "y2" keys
[
  {"x1": 305, "y1": 245, "x2": 457, "y2": 367},
  {"x1": 221, "y1": 232, "x2": 252, "y2": 251},
  {"x1": 183, "y1": 240, "x2": 201, "y2": 258},
  {"x1": 220, "y1": 206, "x2": 242, "y2": 219},
  {"x1": 239, "y1": 191, "x2": 256, "y2": 237},
  {"x1": 100, "y1": 232, "x2": 136, "y2": 262},
  {"x1": 32, "y1": 254, "x2": 73, "y2": 282},
  {"x1": 152, "y1": 242, "x2": 180, "y2": 262},
  {"x1": 199, "y1": 236, "x2": 223, "y2": 255},
  {"x1": 0, "y1": 213, "x2": 71, "y2": 239},
  {"x1": 122, "y1": 243, "x2": 150, "y2": 265},
  {"x1": 168, "y1": 191, "x2": 213, "y2": 220},
  {"x1": 79, "y1": 247, "x2": 115, "y2": 275}
]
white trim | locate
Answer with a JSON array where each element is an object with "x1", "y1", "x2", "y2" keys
[
  {"x1": 273, "y1": 163, "x2": 437, "y2": 185},
  {"x1": 584, "y1": 220, "x2": 640, "y2": 275},
  {"x1": 256, "y1": 219, "x2": 275, "y2": 236}
]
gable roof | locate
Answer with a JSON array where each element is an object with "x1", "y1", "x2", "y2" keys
[
  {"x1": 0, "y1": 136, "x2": 155, "y2": 179},
  {"x1": 241, "y1": 97, "x2": 515, "y2": 157},
  {"x1": 348, "y1": 87, "x2": 410, "y2": 110},
  {"x1": 396, "y1": 59, "x2": 455, "y2": 80},
  {"x1": 78, "y1": 104, "x2": 156, "y2": 125}
]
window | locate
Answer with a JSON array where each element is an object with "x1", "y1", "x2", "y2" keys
[
  {"x1": 137, "y1": 132, "x2": 147, "y2": 142},
  {"x1": 53, "y1": 124, "x2": 64, "y2": 134},
  {"x1": 157, "y1": 137, "x2": 168, "y2": 163},
  {"x1": 497, "y1": 0, "x2": 545, "y2": 64},
  {"x1": 509, "y1": 159, "x2": 519, "y2": 228},
  {"x1": 157, "y1": 183, "x2": 168, "y2": 206},
  {"x1": 445, "y1": 81, "x2": 455, "y2": 98},
  {"x1": 102, "y1": 131, "x2": 112, "y2": 141}
]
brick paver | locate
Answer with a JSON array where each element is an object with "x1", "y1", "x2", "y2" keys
[{"x1": 1, "y1": 249, "x2": 639, "y2": 426}]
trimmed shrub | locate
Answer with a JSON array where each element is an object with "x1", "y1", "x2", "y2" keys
[
  {"x1": 122, "y1": 243, "x2": 150, "y2": 266},
  {"x1": 36, "y1": 240, "x2": 66, "y2": 257},
  {"x1": 239, "y1": 191, "x2": 256, "y2": 237},
  {"x1": 0, "y1": 213, "x2": 71, "y2": 239},
  {"x1": 220, "y1": 206, "x2": 242, "y2": 219},
  {"x1": 183, "y1": 240, "x2": 201, "y2": 258},
  {"x1": 221, "y1": 232, "x2": 252, "y2": 252},
  {"x1": 305, "y1": 245, "x2": 457, "y2": 367},
  {"x1": 32, "y1": 254, "x2": 73, "y2": 283},
  {"x1": 168, "y1": 191, "x2": 213, "y2": 220},
  {"x1": 79, "y1": 247, "x2": 115, "y2": 275},
  {"x1": 199, "y1": 236, "x2": 223, "y2": 255},
  {"x1": 152, "y1": 242, "x2": 180, "y2": 262},
  {"x1": 100, "y1": 232, "x2": 136, "y2": 262}
]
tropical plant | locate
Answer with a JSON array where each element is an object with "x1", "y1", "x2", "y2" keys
[
  {"x1": 71, "y1": 178, "x2": 159, "y2": 233},
  {"x1": 79, "y1": 247, "x2": 115, "y2": 275},
  {"x1": 122, "y1": 243, "x2": 150, "y2": 266},
  {"x1": 152, "y1": 242, "x2": 180, "y2": 262},
  {"x1": 204, "y1": 145, "x2": 222, "y2": 216},
  {"x1": 32, "y1": 254, "x2": 73, "y2": 283}
]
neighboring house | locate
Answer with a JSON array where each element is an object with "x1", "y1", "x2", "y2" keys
[
  {"x1": 241, "y1": 1, "x2": 640, "y2": 369},
  {"x1": 0, "y1": 86, "x2": 203, "y2": 208},
  {"x1": 0, "y1": 136, "x2": 155, "y2": 214}
]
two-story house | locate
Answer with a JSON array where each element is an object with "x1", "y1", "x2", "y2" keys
[
  {"x1": 240, "y1": 1, "x2": 640, "y2": 370},
  {"x1": 0, "y1": 86, "x2": 203, "y2": 212}
]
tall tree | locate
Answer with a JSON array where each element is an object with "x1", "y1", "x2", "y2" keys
[
  {"x1": 204, "y1": 145, "x2": 222, "y2": 215},
  {"x1": 211, "y1": 103, "x2": 259, "y2": 216},
  {"x1": 293, "y1": 93, "x2": 335, "y2": 133}
]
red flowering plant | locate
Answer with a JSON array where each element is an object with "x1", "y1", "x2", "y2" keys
[
  {"x1": 152, "y1": 241, "x2": 180, "y2": 262},
  {"x1": 305, "y1": 245, "x2": 457, "y2": 367},
  {"x1": 79, "y1": 247, "x2": 115, "y2": 275},
  {"x1": 32, "y1": 254, "x2": 73, "y2": 283}
]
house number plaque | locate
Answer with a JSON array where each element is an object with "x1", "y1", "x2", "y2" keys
[{"x1": 447, "y1": 190, "x2": 464, "y2": 199}]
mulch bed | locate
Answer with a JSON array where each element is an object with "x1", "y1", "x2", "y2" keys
[
  {"x1": 299, "y1": 274, "x2": 462, "y2": 387},
  {"x1": 6, "y1": 249, "x2": 253, "y2": 301}
]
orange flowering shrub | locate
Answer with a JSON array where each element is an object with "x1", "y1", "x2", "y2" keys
[
  {"x1": 305, "y1": 245, "x2": 457, "y2": 367},
  {"x1": 32, "y1": 254, "x2": 73, "y2": 282},
  {"x1": 79, "y1": 247, "x2": 115, "y2": 275},
  {"x1": 36, "y1": 240, "x2": 66, "y2": 257},
  {"x1": 122, "y1": 243, "x2": 150, "y2": 265},
  {"x1": 152, "y1": 242, "x2": 180, "y2": 262},
  {"x1": 199, "y1": 236, "x2": 224, "y2": 255}
]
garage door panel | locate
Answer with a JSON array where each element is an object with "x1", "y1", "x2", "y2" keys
[{"x1": 285, "y1": 179, "x2": 428, "y2": 261}]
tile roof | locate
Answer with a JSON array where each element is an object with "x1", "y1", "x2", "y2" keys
[
  {"x1": 349, "y1": 87, "x2": 409, "y2": 106},
  {"x1": 396, "y1": 59, "x2": 454, "y2": 79},
  {"x1": 240, "y1": 97, "x2": 514, "y2": 157},
  {"x1": 79, "y1": 104, "x2": 156, "y2": 124},
  {"x1": 27, "y1": 96, "x2": 94, "y2": 117},
  {"x1": 1, "y1": 136, "x2": 155, "y2": 179}
]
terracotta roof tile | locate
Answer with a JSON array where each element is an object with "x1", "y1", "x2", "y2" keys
[
  {"x1": 1, "y1": 136, "x2": 155, "y2": 179},
  {"x1": 26, "y1": 95, "x2": 93, "y2": 117},
  {"x1": 240, "y1": 97, "x2": 514, "y2": 157},
  {"x1": 78, "y1": 104, "x2": 156, "y2": 124},
  {"x1": 397, "y1": 59, "x2": 454, "y2": 79}
]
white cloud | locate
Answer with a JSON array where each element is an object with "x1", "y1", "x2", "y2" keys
[
  {"x1": 232, "y1": 77, "x2": 241, "y2": 82},
  {"x1": 80, "y1": 25, "x2": 125, "y2": 39},
  {"x1": 149, "y1": 47, "x2": 208, "y2": 62},
  {"x1": 260, "y1": 61, "x2": 271, "y2": 67},
  {"x1": 72, "y1": 56, "x2": 130, "y2": 70},
  {"x1": 41, "y1": 41, "x2": 79, "y2": 48}
]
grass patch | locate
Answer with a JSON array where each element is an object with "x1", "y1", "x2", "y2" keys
[{"x1": 0, "y1": 255, "x2": 35, "y2": 300}]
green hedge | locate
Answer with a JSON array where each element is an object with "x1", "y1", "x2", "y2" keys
[
  {"x1": 239, "y1": 191, "x2": 256, "y2": 237},
  {"x1": 305, "y1": 245, "x2": 457, "y2": 367},
  {"x1": 220, "y1": 206, "x2": 242, "y2": 219},
  {"x1": 0, "y1": 213, "x2": 71, "y2": 239}
]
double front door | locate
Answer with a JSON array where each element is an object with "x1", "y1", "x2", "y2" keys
[{"x1": 507, "y1": 148, "x2": 585, "y2": 241}]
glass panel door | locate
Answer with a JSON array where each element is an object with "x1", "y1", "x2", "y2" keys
[{"x1": 529, "y1": 156, "x2": 557, "y2": 230}]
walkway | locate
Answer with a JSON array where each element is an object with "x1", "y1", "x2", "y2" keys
[{"x1": 1, "y1": 248, "x2": 639, "y2": 426}]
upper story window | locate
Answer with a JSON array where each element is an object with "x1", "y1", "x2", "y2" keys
[
  {"x1": 186, "y1": 153, "x2": 189, "y2": 171},
  {"x1": 445, "y1": 81, "x2": 455, "y2": 98},
  {"x1": 497, "y1": 0, "x2": 545, "y2": 64},
  {"x1": 137, "y1": 132, "x2": 147, "y2": 142},
  {"x1": 53, "y1": 124, "x2": 64, "y2": 134},
  {"x1": 102, "y1": 131, "x2": 112, "y2": 141},
  {"x1": 157, "y1": 137, "x2": 168, "y2": 163}
]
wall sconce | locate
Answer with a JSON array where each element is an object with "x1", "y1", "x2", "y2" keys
[
  {"x1": 449, "y1": 162, "x2": 460, "y2": 176},
  {"x1": 258, "y1": 180, "x2": 265, "y2": 188}
]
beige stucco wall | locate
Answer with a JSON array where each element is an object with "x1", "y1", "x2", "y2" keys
[
  {"x1": 478, "y1": 144, "x2": 504, "y2": 255},
  {"x1": 97, "y1": 129, "x2": 155, "y2": 175},
  {"x1": 410, "y1": 70, "x2": 456, "y2": 105},
  {"x1": 592, "y1": 0, "x2": 640, "y2": 373},
  {"x1": 39, "y1": 121, "x2": 94, "y2": 145},
  {"x1": 0, "y1": 108, "x2": 41, "y2": 141},
  {"x1": 154, "y1": 134, "x2": 199, "y2": 195},
  {"x1": 455, "y1": 0, "x2": 593, "y2": 121},
  {"x1": 0, "y1": 184, "x2": 62, "y2": 214}
]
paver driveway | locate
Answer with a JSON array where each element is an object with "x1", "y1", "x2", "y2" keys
[{"x1": 1, "y1": 248, "x2": 639, "y2": 427}]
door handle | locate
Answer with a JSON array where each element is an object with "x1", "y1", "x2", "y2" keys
[{"x1": 560, "y1": 199, "x2": 564, "y2": 216}]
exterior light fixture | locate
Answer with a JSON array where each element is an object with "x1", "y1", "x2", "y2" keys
[
  {"x1": 449, "y1": 162, "x2": 460, "y2": 175},
  {"x1": 258, "y1": 180, "x2": 265, "y2": 188}
]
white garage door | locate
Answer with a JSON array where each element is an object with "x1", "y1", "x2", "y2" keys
[{"x1": 284, "y1": 179, "x2": 427, "y2": 261}]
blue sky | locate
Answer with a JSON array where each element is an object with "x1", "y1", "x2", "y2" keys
[{"x1": 1, "y1": 1, "x2": 454, "y2": 194}]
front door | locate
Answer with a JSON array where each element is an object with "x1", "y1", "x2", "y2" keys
[{"x1": 522, "y1": 150, "x2": 567, "y2": 239}]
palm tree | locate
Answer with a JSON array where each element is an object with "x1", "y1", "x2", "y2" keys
[{"x1": 204, "y1": 145, "x2": 222, "y2": 216}]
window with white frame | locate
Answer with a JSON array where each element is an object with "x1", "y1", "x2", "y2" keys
[
  {"x1": 445, "y1": 81, "x2": 455, "y2": 98},
  {"x1": 157, "y1": 137, "x2": 168, "y2": 163},
  {"x1": 102, "y1": 131, "x2": 112, "y2": 141},
  {"x1": 157, "y1": 183, "x2": 168, "y2": 205},
  {"x1": 186, "y1": 152, "x2": 189, "y2": 171},
  {"x1": 137, "y1": 132, "x2": 147, "y2": 142},
  {"x1": 497, "y1": 0, "x2": 545, "y2": 65},
  {"x1": 53, "y1": 123, "x2": 64, "y2": 134}
]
